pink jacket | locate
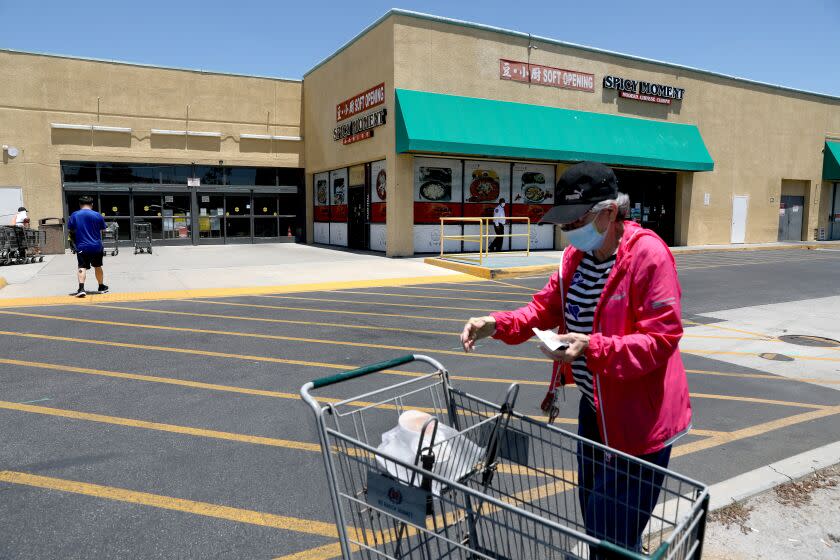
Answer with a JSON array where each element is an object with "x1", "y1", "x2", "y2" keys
[{"x1": 491, "y1": 221, "x2": 691, "y2": 456}]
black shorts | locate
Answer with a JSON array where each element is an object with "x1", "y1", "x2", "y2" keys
[{"x1": 76, "y1": 250, "x2": 104, "y2": 269}]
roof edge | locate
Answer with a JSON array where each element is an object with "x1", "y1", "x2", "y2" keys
[
  {"x1": 0, "y1": 47, "x2": 302, "y2": 83},
  {"x1": 308, "y1": 8, "x2": 839, "y2": 103}
]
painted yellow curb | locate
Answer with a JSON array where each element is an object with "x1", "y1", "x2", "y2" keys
[
  {"x1": 424, "y1": 257, "x2": 560, "y2": 279},
  {"x1": 0, "y1": 273, "x2": 480, "y2": 308},
  {"x1": 0, "y1": 276, "x2": 6, "y2": 290}
]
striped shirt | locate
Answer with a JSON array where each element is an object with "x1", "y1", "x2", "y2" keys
[{"x1": 564, "y1": 252, "x2": 616, "y2": 406}]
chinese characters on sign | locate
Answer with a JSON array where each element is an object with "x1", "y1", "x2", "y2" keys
[
  {"x1": 603, "y1": 75, "x2": 685, "y2": 105},
  {"x1": 499, "y1": 59, "x2": 594, "y2": 92},
  {"x1": 336, "y1": 83, "x2": 386, "y2": 122}
]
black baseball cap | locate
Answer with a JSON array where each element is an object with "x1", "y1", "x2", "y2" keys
[{"x1": 539, "y1": 161, "x2": 618, "y2": 225}]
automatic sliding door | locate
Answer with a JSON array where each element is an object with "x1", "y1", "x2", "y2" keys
[
  {"x1": 197, "y1": 193, "x2": 224, "y2": 243},
  {"x1": 224, "y1": 194, "x2": 252, "y2": 243}
]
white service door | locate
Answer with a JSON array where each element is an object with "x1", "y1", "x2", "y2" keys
[
  {"x1": 731, "y1": 195, "x2": 748, "y2": 244},
  {"x1": 0, "y1": 187, "x2": 23, "y2": 225}
]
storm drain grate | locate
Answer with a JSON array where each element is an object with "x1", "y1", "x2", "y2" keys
[{"x1": 778, "y1": 335, "x2": 840, "y2": 348}]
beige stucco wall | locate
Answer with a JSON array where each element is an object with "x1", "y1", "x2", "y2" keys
[
  {"x1": 0, "y1": 50, "x2": 303, "y2": 225},
  {"x1": 391, "y1": 15, "x2": 840, "y2": 246},
  {"x1": 302, "y1": 20, "x2": 399, "y2": 252}
]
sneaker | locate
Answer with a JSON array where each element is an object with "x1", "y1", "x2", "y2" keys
[
  {"x1": 97, "y1": 285, "x2": 109, "y2": 294},
  {"x1": 71, "y1": 289, "x2": 86, "y2": 298}
]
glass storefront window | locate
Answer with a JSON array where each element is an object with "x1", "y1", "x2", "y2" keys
[
  {"x1": 159, "y1": 165, "x2": 192, "y2": 185},
  {"x1": 62, "y1": 162, "x2": 98, "y2": 183},
  {"x1": 100, "y1": 194, "x2": 130, "y2": 218},
  {"x1": 100, "y1": 163, "x2": 159, "y2": 184},
  {"x1": 225, "y1": 218, "x2": 251, "y2": 239},
  {"x1": 254, "y1": 218, "x2": 279, "y2": 238},
  {"x1": 194, "y1": 166, "x2": 225, "y2": 186},
  {"x1": 134, "y1": 194, "x2": 162, "y2": 218},
  {"x1": 225, "y1": 194, "x2": 251, "y2": 217},
  {"x1": 227, "y1": 167, "x2": 276, "y2": 186},
  {"x1": 66, "y1": 192, "x2": 99, "y2": 211},
  {"x1": 253, "y1": 195, "x2": 278, "y2": 216}
]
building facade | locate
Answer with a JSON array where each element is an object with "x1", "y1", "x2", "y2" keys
[{"x1": 2, "y1": 9, "x2": 840, "y2": 255}]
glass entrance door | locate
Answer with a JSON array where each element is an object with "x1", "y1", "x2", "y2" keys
[{"x1": 197, "y1": 193, "x2": 225, "y2": 243}]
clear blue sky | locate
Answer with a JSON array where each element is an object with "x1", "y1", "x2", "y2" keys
[{"x1": 2, "y1": 0, "x2": 838, "y2": 95}]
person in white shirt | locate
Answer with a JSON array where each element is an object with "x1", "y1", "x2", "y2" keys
[
  {"x1": 490, "y1": 198, "x2": 506, "y2": 252},
  {"x1": 13, "y1": 207, "x2": 29, "y2": 227}
]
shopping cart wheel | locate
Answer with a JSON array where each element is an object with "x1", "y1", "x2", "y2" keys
[
  {"x1": 148, "y1": 248, "x2": 153, "y2": 254},
  {"x1": 39, "y1": 256, "x2": 44, "y2": 263}
]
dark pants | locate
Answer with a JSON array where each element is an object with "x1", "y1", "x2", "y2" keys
[
  {"x1": 489, "y1": 224, "x2": 504, "y2": 252},
  {"x1": 577, "y1": 398, "x2": 671, "y2": 557}
]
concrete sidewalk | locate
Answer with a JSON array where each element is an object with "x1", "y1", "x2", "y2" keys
[{"x1": 0, "y1": 244, "x2": 463, "y2": 300}]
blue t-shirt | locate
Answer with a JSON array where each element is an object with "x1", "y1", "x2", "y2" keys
[{"x1": 67, "y1": 208, "x2": 106, "y2": 253}]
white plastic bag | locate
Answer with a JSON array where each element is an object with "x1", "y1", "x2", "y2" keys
[{"x1": 375, "y1": 410, "x2": 483, "y2": 495}]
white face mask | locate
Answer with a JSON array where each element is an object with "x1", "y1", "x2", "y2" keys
[
  {"x1": 565, "y1": 215, "x2": 607, "y2": 252},
  {"x1": 500, "y1": 202, "x2": 506, "y2": 208}
]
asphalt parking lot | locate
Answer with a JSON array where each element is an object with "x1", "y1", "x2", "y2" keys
[{"x1": 1, "y1": 248, "x2": 839, "y2": 559}]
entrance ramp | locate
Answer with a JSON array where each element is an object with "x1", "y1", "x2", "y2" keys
[{"x1": 424, "y1": 253, "x2": 562, "y2": 279}]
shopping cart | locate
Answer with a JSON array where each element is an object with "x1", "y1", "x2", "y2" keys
[
  {"x1": 0, "y1": 226, "x2": 27, "y2": 265},
  {"x1": 102, "y1": 222, "x2": 120, "y2": 257},
  {"x1": 132, "y1": 221, "x2": 152, "y2": 254},
  {"x1": 24, "y1": 228, "x2": 45, "y2": 263},
  {"x1": 301, "y1": 355, "x2": 709, "y2": 560}
]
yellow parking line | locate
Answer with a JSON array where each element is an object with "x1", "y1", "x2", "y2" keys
[
  {"x1": 685, "y1": 368, "x2": 840, "y2": 385},
  {"x1": 195, "y1": 298, "x2": 467, "y2": 323},
  {"x1": 677, "y1": 254, "x2": 840, "y2": 271},
  {"x1": 256, "y1": 294, "x2": 495, "y2": 313},
  {"x1": 96, "y1": 304, "x2": 757, "y2": 344},
  {"x1": 274, "y1": 543, "x2": 343, "y2": 560},
  {"x1": 97, "y1": 304, "x2": 462, "y2": 338},
  {"x1": 0, "y1": 310, "x2": 550, "y2": 364},
  {"x1": 683, "y1": 320, "x2": 776, "y2": 340},
  {"x1": 389, "y1": 285, "x2": 530, "y2": 296},
  {"x1": 0, "y1": 470, "x2": 339, "y2": 538},
  {"x1": 673, "y1": 405, "x2": 840, "y2": 457},
  {"x1": 0, "y1": 400, "x2": 322, "y2": 451},
  {"x1": 683, "y1": 348, "x2": 840, "y2": 362},
  {"x1": 0, "y1": 331, "x2": 548, "y2": 387},
  {"x1": 689, "y1": 393, "x2": 830, "y2": 410},
  {"x1": 488, "y1": 278, "x2": 543, "y2": 292},
  {"x1": 332, "y1": 290, "x2": 528, "y2": 305},
  {"x1": 0, "y1": 274, "x2": 481, "y2": 309}
]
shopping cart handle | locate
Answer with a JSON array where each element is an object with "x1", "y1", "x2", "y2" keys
[{"x1": 311, "y1": 355, "x2": 416, "y2": 389}]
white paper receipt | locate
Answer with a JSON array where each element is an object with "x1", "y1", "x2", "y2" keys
[{"x1": 532, "y1": 328, "x2": 568, "y2": 352}]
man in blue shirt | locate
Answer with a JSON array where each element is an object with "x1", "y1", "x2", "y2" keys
[{"x1": 67, "y1": 196, "x2": 109, "y2": 297}]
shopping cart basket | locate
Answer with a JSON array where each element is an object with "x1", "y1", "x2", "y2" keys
[
  {"x1": 102, "y1": 222, "x2": 120, "y2": 256},
  {"x1": 301, "y1": 355, "x2": 709, "y2": 560},
  {"x1": 132, "y1": 221, "x2": 152, "y2": 254},
  {"x1": 0, "y1": 226, "x2": 27, "y2": 265},
  {"x1": 24, "y1": 228, "x2": 45, "y2": 263}
]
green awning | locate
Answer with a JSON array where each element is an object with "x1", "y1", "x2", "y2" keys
[
  {"x1": 824, "y1": 141, "x2": 840, "y2": 181},
  {"x1": 395, "y1": 89, "x2": 714, "y2": 171}
]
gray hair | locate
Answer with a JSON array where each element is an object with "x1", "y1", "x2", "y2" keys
[{"x1": 591, "y1": 192, "x2": 630, "y2": 219}]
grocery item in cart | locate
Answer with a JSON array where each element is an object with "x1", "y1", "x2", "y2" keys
[{"x1": 375, "y1": 410, "x2": 483, "y2": 494}]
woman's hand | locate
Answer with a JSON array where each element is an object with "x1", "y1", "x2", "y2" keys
[
  {"x1": 460, "y1": 316, "x2": 496, "y2": 353},
  {"x1": 538, "y1": 332, "x2": 590, "y2": 362}
]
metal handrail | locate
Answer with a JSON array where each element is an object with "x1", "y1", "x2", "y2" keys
[{"x1": 439, "y1": 216, "x2": 531, "y2": 265}]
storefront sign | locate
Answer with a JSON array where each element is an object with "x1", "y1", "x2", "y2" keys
[
  {"x1": 603, "y1": 75, "x2": 685, "y2": 105},
  {"x1": 333, "y1": 109, "x2": 386, "y2": 142},
  {"x1": 336, "y1": 83, "x2": 386, "y2": 122},
  {"x1": 500, "y1": 59, "x2": 594, "y2": 92},
  {"x1": 341, "y1": 130, "x2": 373, "y2": 145}
]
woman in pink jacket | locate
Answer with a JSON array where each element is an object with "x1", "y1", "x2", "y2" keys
[{"x1": 461, "y1": 161, "x2": 691, "y2": 554}]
